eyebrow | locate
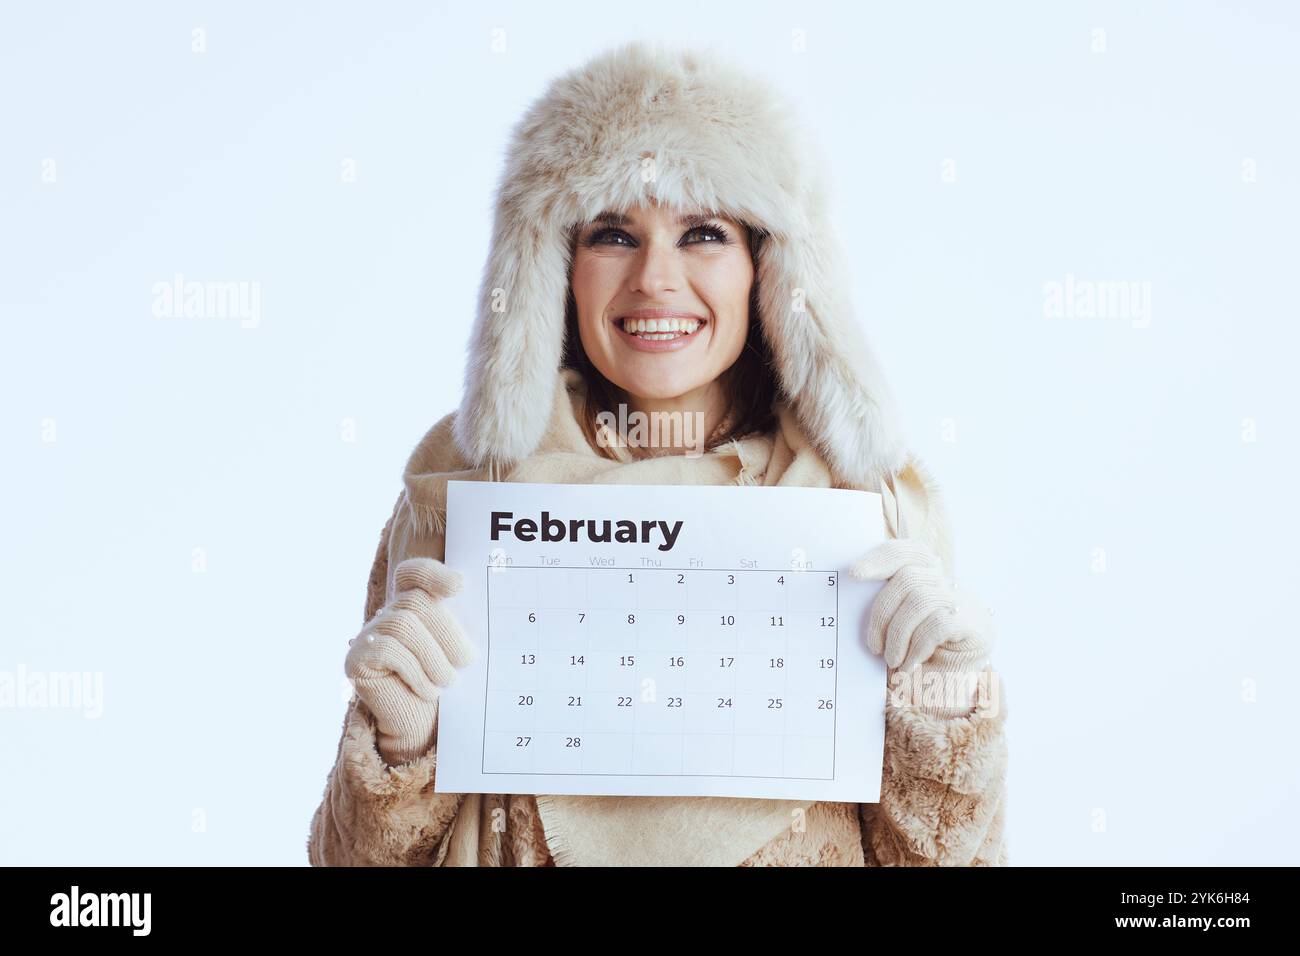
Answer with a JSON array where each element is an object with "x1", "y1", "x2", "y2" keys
[{"x1": 587, "y1": 210, "x2": 727, "y2": 230}]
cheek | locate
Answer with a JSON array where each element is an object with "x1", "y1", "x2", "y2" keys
[
  {"x1": 571, "y1": 257, "x2": 619, "y2": 345},
  {"x1": 695, "y1": 260, "x2": 754, "y2": 353},
  {"x1": 572, "y1": 255, "x2": 624, "y2": 304}
]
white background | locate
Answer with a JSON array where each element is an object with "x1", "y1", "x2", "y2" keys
[{"x1": 1, "y1": 1, "x2": 1296, "y2": 865}]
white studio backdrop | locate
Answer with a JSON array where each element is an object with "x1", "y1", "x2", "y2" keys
[{"x1": 1, "y1": 1, "x2": 1296, "y2": 865}]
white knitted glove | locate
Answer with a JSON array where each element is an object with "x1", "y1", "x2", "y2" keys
[
  {"x1": 848, "y1": 538, "x2": 998, "y2": 720},
  {"x1": 345, "y1": 557, "x2": 476, "y2": 767}
]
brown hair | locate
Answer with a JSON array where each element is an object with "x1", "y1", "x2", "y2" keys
[{"x1": 560, "y1": 222, "x2": 780, "y2": 460}]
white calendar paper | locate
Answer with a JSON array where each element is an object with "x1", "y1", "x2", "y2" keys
[{"x1": 434, "y1": 480, "x2": 889, "y2": 802}]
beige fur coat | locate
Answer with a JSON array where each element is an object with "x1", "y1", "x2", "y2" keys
[{"x1": 306, "y1": 369, "x2": 1009, "y2": 867}]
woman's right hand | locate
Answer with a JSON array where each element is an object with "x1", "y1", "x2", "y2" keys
[{"x1": 344, "y1": 557, "x2": 476, "y2": 767}]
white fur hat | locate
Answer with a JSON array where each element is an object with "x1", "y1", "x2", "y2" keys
[{"x1": 453, "y1": 40, "x2": 910, "y2": 490}]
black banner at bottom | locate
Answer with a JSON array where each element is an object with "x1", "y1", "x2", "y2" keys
[{"x1": 0, "y1": 865, "x2": 1278, "y2": 941}]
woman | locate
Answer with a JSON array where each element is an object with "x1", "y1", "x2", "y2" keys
[{"x1": 307, "y1": 40, "x2": 1007, "y2": 867}]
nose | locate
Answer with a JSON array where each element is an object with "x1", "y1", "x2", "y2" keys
[{"x1": 628, "y1": 237, "x2": 682, "y2": 296}]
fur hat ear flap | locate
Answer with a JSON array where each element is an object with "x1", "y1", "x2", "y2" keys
[
  {"x1": 753, "y1": 208, "x2": 911, "y2": 491},
  {"x1": 452, "y1": 203, "x2": 573, "y2": 481},
  {"x1": 451, "y1": 39, "x2": 912, "y2": 489}
]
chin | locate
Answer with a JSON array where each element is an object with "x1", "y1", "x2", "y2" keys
[{"x1": 617, "y1": 367, "x2": 709, "y2": 401}]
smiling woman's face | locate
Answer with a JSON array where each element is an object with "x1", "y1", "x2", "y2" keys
[{"x1": 570, "y1": 200, "x2": 754, "y2": 403}]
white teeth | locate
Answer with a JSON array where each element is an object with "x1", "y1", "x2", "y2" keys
[{"x1": 621, "y1": 316, "x2": 701, "y2": 336}]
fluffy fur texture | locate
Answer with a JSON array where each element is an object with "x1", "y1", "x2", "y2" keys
[{"x1": 453, "y1": 40, "x2": 909, "y2": 490}]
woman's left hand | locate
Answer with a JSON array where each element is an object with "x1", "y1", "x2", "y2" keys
[{"x1": 848, "y1": 538, "x2": 998, "y2": 717}]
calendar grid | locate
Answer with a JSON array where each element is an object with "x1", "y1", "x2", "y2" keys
[{"x1": 479, "y1": 564, "x2": 841, "y2": 780}]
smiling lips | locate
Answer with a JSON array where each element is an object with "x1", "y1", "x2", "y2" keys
[{"x1": 614, "y1": 308, "x2": 707, "y2": 352}]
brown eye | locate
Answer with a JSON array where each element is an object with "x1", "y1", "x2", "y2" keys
[
  {"x1": 681, "y1": 225, "x2": 729, "y2": 246},
  {"x1": 588, "y1": 228, "x2": 634, "y2": 247}
]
